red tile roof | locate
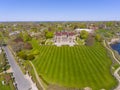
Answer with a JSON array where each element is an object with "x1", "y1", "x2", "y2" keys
[{"x1": 55, "y1": 32, "x2": 74, "y2": 36}]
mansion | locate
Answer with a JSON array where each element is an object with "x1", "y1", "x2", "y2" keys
[{"x1": 54, "y1": 31, "x2": 76, "y2": 46}]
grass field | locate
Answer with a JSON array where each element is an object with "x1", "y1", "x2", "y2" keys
[{"x1": 31, "y1": 39, "x2": 117, "y2": 90}]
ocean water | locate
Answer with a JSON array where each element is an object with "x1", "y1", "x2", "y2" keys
[{"x1": 111, "y1": 43, "x2": 120, "y2": 54}]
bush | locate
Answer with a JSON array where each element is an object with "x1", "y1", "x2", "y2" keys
[
  {"x1": 17, "y1": 51, "x2": 27, "y2": 60},
  {"x1": 24, "y1": 43, "x2": 33, "y2": 50},
  {"x1": 27, "y1": 54, "x2": 35, "y2": 60},
  {"x1": 80, "y1": 30, "x2": 89, "y2": 40},
  {"x1": 45, "y1": 31, "x2": 54, "y2": 39},
  {"x1": 95, "y1": 34, "x2": 102, "y2": 42},
  {"x1": 41, "y1": 41, "x2": 45, "y2": 45},
  {"x1": 32, "y1": 50, "x2": 39, "y2": 55}
]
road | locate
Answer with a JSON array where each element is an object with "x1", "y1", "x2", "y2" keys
[
  {"x1": 3, "y1": 46, "x2": 32, "y2": 90},
  {"x1": 103, "y1": 40, "x2": 120, "y2": 90}
]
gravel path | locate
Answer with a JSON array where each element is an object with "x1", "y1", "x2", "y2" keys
[{"x1": 30, "y1": 61, "x2": 45, "y2": 90}]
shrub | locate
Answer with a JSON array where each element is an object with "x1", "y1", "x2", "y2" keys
[
  {"x1": 80, "y1": 30, "x2": 89, "y2": 40},
  {"x1": 95, "y1": 34, "x2": 102, "y2": 42},
  {"x1": 27, "y1": 54, "x2": 35, "y2": 60},
  {"x1": 24, "y1": 43, "x2": 33, "y2": 50},
  {"x1": 17, "y1": 51, "x2": 27, "y2": 60},
  {"x1": 45, "y1": 31, "x2": 54, "y2": 39},
  {"x1": 32, "y1": 50, "x2": 39, "y2": 55}
]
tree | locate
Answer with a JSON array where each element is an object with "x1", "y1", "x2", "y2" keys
[
  {"x1": 80, "y1": 30, "x2": 89, "y2": 40},
  {"x1": 24, "y1": 43, "x2": 33, "y2": 50},
  {"x1": 23, "y1": 34, "x2": 32, "y2": 41},
  {"x1": 17, "y1": 51, "x2": 27, "y2": 60},
  {"x1": 58, "y1": 27, "x2": 63, "y2": 31},
  {"x1": 45, "y1": 31, "x2": 54, "y2": 39},
  {"x1": 27, "y1": 54, "x2": 35, "y2": 60},
  {"x1": 95, "y1": 34, "x2": 102, "y2": 42}
]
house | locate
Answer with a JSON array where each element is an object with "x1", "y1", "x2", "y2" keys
[
  {"x1": 9, "y1": 31, "x2": 20, "y2": 36},
  {"x1": 54, "y1": 31, "x2": 75, "y2": 46},
  {"x1": 75, "y1": 28, "x2": 93, "y2": 33}
]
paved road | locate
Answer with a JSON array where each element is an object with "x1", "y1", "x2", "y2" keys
[{"x1": 3, "y1": 46, "x2": 32, "y2": 90}]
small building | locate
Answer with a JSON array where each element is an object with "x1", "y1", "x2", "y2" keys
[
  {"x1": 54, "y1": 31, "x2": 75, "y2": 46},
  {"x1": 75, "y1": 28, "x2": 93, "y2": 33},
  {"x1": 9, "y1": 31, "x2": 20, "y2": 36}
]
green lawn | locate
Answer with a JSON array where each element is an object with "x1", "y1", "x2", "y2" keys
[{"x1": 31, "y1": 39, "x2": 117, "y2": 90}]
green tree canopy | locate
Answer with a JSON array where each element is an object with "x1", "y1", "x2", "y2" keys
[
  {"x1": 80, "y1": 30, "x2": 89, "y2": 40},
  {"x1": 95, "y1": 34, "x2": 102, "y2": 42},
  {"x1": 45, "y1": 31, "x2": 54, "y2": 39},
  {"x1": 27, "y1": 54, "x2": 35, "y2": 60},
  {"x1": 17, "y1": 51, "x2": 27, "y2": 60}
]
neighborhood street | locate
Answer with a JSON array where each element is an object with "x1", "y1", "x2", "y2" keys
[{"x1": 3, "y1": 46, "x2": 32, "y2": 90}]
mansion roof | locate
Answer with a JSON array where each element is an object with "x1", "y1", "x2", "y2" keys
[{"x1": 55, "y1": 32, "x2": 75, "y2": 36}]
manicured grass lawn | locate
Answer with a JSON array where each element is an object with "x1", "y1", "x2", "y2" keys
[{"x1": 31, "y1": 39, "x2": 117, "y2": 90}]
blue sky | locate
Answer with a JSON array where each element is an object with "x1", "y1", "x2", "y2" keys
[{"x1": 0, "y1": 0, "x2": 120, "y2": 21}]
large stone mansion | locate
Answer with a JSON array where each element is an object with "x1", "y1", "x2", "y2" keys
[{"x1": 54, "y1": 31, "x2": 76, "y2": 46}]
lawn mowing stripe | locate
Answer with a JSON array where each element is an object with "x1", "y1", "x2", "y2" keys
[
  {"x1": 89, "y1": 47, "x2": 115, "y2": 88},
  {"x1": 81, "y1": 46, "x2": 102, "y2": 86},
  {"x1": 43, "y1": 46, "x2": 54, "y2": 79},
  {"x1": 70, "y1": 47, "x2": 79, "y2": 86},
  {"x1": 79, "y1": 46, "x2": 97, "y2": 87},
  {"x1": 43, "y1": 46, "x2": 56, "y2": 75},
  {"x1": 40, "y1": 46, "x2": 54, "y2": 73},
  {"x1": 59, "y1": 46, "x2": 64, "y2": 84},
  {"x1": 72, "y1": 46, "x2": 84, "y2": 86},
  {"x1": 68, "y1": 47, "x2": 76, "y2": 86},
  {"x1": 54, "y1": 47, "x2": 62, "y2": 83},
  {"x1": 83, "y1": 45, "x2": 110, "y2": 88},
  {"x1": 35, "y1": 46, "x2": 47, "y2": 70},
  {"x1": 45, "y1": 46, "x2": 55, "y2": 75},
  {"x1": 72, "y1": 47, "x2": 82, "y2": 86},
  {"x1": 37, "y1": 46, "x2": 52, "y2": 73},
  {"x1": 47, "y1": 46, "x2": 58, "y2": 83},
  {"x1": 64, "y1": 46, "x2": 70, "y2": 86},
  {"x1": 91, "y1": 47, "x2": 111, "y2": 66},
  {"x1": 90, "y1": 48, "x2": 110, "y2": 69},
  {"x1": 76, "y1": 46, "x2": 89, "y2": 87},
  {"x1": 85, "y1": 47, "x2": 102, "y2": 84},
  {"x1": 87, "y1": 46, "x2": 110, "y2": 74},
  {"x1": 81, "y1": 46, "x2": 101, "y2": 88},
  {"x1": 75, "y1": 46, "x2": 87, "y2": 87}
]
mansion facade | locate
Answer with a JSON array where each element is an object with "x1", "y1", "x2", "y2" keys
[{"x1": 54, "y1": 31, "x2": 76, "y2": 46}]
